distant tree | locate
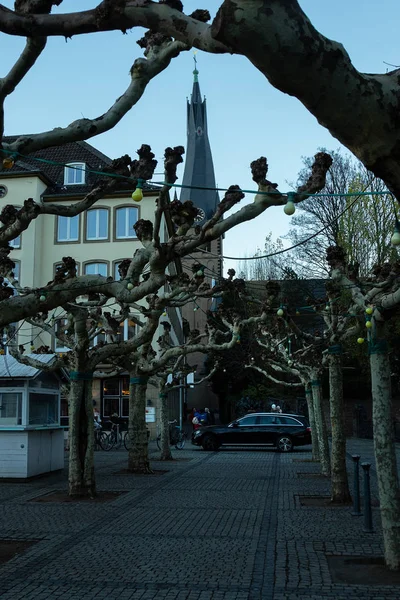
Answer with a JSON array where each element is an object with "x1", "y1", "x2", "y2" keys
[
  {"x1": 287, "y1": 149, "x2": 395, "y2": 277},
  {"x1": 237, "y1": 233, "x2": 288, "y2": 280}
]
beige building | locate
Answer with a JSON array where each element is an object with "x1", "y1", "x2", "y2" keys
[{"x1": 0, "y1": 139, "x2": 183, "y2": 436}]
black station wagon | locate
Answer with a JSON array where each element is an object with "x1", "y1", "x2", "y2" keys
[{"x1": 191, "y1": 412, "x2": 311, "y2": 452}]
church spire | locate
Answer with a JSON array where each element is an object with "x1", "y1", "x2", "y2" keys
[{"x1": 179, "y1": 56, "x2": 219, "y2": 224}]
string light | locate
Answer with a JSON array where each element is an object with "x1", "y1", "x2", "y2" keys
[
  {"x1": 131, "y1": 178, "x2": 144, "y2": 202},
  {"x1": 365, "y1": 306, "x2": 373, "y2": 315},
  {"x1": 391, "y1": 218, "x2": 400, "y2": 246},
  {"x1": 2, "y1": 156, "x2": 15, "y2": 169},
  {"x1": 277, "y1": 308, "x2": 284, "y2": 317},
  {"x1": 127, "y1": 283, "x2": 134, "y2": 290},
  {"x1": 0, "y1": 147, "x2": 394, "y2": 199},
  {"x1": 357, "y1": 337, "x2": 365, "y2": 344},
  {"x1": 283, "y1": 192, "x2": 296, "y2": 216}
]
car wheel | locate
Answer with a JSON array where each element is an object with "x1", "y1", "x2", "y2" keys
[
  {"x1": 202, "y1": 435, "x2": 220, "y2": 451},
  {"x1": 276, "y1": 436, "x2": 293, "y2": 452}
]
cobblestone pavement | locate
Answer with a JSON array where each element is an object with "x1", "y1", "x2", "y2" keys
[{"x1": 0, "y1": 440, "x2": 399, "y2": 599}]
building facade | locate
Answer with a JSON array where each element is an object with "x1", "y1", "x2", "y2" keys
[
  {"x1": 0, "y1": 139, "x2": 183, "y2": 436},
  {"x1": 179, "y1": 67, "x2": 223, "y2": 416}
]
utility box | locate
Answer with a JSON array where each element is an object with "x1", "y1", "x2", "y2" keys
[{"x1": 0, "y1": 355, "x2": 64, "y2": 478}]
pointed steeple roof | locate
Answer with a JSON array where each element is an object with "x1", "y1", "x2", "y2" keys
[{"x1": 180, "y1": 61, "x2": 219, "y2": 223}]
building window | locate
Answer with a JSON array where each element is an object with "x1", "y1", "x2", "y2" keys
[
  {"x1": 114, "y1": 260, "x2": 130, "y2": 281},
  {"x1": 103, "y1": 376, "x2": 129, "y2": 418},
  {"x1": 57, "y1": 215, "x2": 79, "y2": 242},
  {"x1": 9, "y1": 235, "x2": 21, "y2": 249},
  {"x1": 28, "y1": 392, "x2": 58, "y2": 425},
  {"x1": 0, "y1": 392, "x2": 23, "y2": 426},
  {"x1": 115, "y1": 207, "x2": 138, "y2": 239},
  {"x1": 84, "y1": 262, "x2": 107, "y2": 276},
  {"x1": 64, "y1": 163, "x2": 86, "y2": 185},
  {"x1": 119, "y1": 318, "x2": 137, "y2": 341},
  {"x1": 12, "y1": 261, "x2": 20, "y2": 282},
  {"x1": 54, "y1": 262, "x2": 80, "y2": 277},
  {"x1": 54, "y1": 318, "x2": 70, "y2": 352},
  {"x1": 86, "y1": 208, "x2": 108, "y2": 241}
]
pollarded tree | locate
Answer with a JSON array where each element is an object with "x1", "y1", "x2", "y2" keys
[
  {"x1": 7, "y1": 293, "x2": 160, "y2": 496},
  {"x1": 3, "y1": 2, "x2": 400, "y2": 198},
  {"x1": 0, "y1": 148, "x2": 333, "y2": 330},
  {"x1": 327, "y1": 245, "x2": 400, "y2": 570}
]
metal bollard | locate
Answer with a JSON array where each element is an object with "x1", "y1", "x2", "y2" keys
[
  {"x1": 361, "y1": 462, "x2": 373, "y2": 532},
  {"x1": 351, "y1": 455, "x2": 361, "y2": 516}
]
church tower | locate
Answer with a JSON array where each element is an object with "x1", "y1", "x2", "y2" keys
[
  {"x1": 180, "y1": 60, "x2": 222, "y2": 415},
  {"x1": 180, "y1": 60, "x2": 220, "y2": 223}
]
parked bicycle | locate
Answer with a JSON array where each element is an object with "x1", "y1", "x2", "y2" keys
[
  {"x1": 94, "y1": 427, "x2": 113, "y2": 451},
  {"x1": 156, "y1": 419, "x2": 187, "y2": 450}
]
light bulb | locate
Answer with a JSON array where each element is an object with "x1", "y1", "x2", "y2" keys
[
  {"x1": 391, "y1": 230, "x2": 400, "y2": 246},
  {"x1": 39, "y1": 294, "x2": 46, "y2": 302},
  {"x1": 30, "y1": 345, "x2": 35, "y2": 352},
  {"x1": 357, "y1": 337, "x2": 365, "y2": 344},
  {"x1": 366, "y1": 321, "x2": 372, "y2": 329},
  {"x1": 127, "y1": 283, "x2": 134, "y2": 290},
  {"x1": 283, "y1": 200, "x2": 296, "y2": 216},
  {"x1": 132, "y1": 187, "x2": 143, "y2": 202},
  {"x1": 277, "y1": 308, "x2": 284, "y2": 317},
  {"x1": 196, "y1": 270, "x2": 204, "y2": 277},
  {"x1": 162, "y1": 311, "x2": 167, "y2": 316},
  {"x1": 2, "y1": 157, "x2": 14, "y2": 169},
  {"x1": 365, "y1": 306, "x2": 373, "y2": 315}
]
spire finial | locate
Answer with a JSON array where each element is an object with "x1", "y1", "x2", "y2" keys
[{"x1": 193, "y1": 50, "x2": 199, "y2": 82}]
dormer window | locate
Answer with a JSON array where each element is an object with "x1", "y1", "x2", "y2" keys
[{"x1": 64, "y1": 162, "x2": 86, "y2": 185}]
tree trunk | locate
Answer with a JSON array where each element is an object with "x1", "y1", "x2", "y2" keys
[
  {"x1": 68, "y1": 376, "x2": 95, "y2": 497},
  {"x1": 159, "y1": 391, "x2": 173, "y2": 461},
  {"x1": 328, "y1": 353, "x2": 351, "y2": 503},
  {"x1": 305, "y1": 386, "x2": 319, "y2": 461},
  {"x1": 370, "y1": 330, "x2": 400, "y2": 570},
  {"x1": 311, "y1": 378, "x2": 331, "y2": 476},
  {"x1": 127, "y1": 374, "x2": 152, "y2": 474}
]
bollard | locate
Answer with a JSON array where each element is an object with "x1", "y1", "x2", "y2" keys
[
  {"x1": 361, "y1": 462, "x2": 373, "y2": 532},
  {"x1": 351, "y1": 455, "x2": 361, "y2": 516}
]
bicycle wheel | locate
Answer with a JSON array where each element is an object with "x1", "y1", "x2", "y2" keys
[
  {"x1": 156, "y1": 435, "x2": 161, "y2": 451},
  {"x1": 175, "y1": 431, "x2": 186, "y2": 450},
  {"x1": 123, "y1": 431, "x2": 132, "y2": 451},
  {"x1": 114, "y1": 431, "x2": 123, "y2": 450},
  {"x1": 98, "y1": 431, "x2": 113, "y2": 451}
]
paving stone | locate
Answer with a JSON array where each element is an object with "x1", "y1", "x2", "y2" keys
[{"x1": 0, "y1": 440, "x2": 399, "y2": 598}]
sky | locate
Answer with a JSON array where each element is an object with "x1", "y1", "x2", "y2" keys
[{"x1": 2, "y1": 0, "x2": 400, "y2": 273}]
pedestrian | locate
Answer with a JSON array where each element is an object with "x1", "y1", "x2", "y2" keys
[
  {"x1": 191, "y1": 408, "x2": 198, "y2": 431},
  {"x1": 197, "y1": 408, "x2": 208, "y2": 426}
]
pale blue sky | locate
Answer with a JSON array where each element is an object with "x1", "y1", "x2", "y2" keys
[{"x1": 2, "y1": 1, "x2": 400, "y2": 272}]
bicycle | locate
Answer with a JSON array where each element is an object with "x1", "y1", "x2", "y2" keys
[
  {"x1": 156, "y1": 420, "x2": 187, "y2": 450},
  {"x1": 94, "y1": 427, "x2": 113, "y2": 451},
  {"x1": 108, "y1": 423, "x2": 124, "y2": 449}
]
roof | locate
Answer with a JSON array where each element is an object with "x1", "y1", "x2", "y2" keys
[
  {"x1": 2, "y1": 137, "x2": 158, "y2": 196},
  {"x1": 179, "y1": 71, "x2": 219, "y2": 222},
  {"x1": 0, "y1": 354, "x2": 56, "y2": 379}
]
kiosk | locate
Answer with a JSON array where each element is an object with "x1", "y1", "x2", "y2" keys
[{"x1": 0, "y1": 355, "x2": 64, "y2": 478}]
